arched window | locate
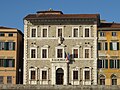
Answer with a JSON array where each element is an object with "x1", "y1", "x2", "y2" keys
[
  {"x1": 99, "y1": 74, "x2": 105, "y2": 85},
  {"x1": 111, "y1": 74, "x2": 117, "y2": 85}
]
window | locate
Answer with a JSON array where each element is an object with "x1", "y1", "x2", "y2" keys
[
  {"x1": 0, "y1": 33, "x2": 5, "y2": 37},
  {"x1": 73, "y1": 49, "x2": 78, "y2": 58},
  {"x1": 7, "y1": 76, "x2": 12, "y2": 84},
  {"x1": 110, "y1": 59, "x2": 120, "y2": 68},
  {"x1": 73, "y1": 28, "x2": 78, "y2": 37},
  {"x1": 0, "y1": 59, "x2": 14, "y2": 67},
  {"x1": 0, "y1": 76, "x2": 3, "y2": 84},
  {"x1": 31, "y1": 28, "x2": 36, "y2": 37},
  {"x1": 110, "y1": 42, "x2": 119, "y2": 50},
  {"x1": 8, "y1": 42, "x2": 15, "y2": 50},
  {"x1": 85, "y1": 71, "x2": 90, "y2": 80},
  {"x1": 0, "y1": 59, "x2": 4, "y2": 67},
  {"x1": 31, "y1": 49, "x2": 36, "y2": 58},
  {"x1": 100, "y1": 32, "x2": 105, "y2": 37},
  {"x1": 112, "y1": 32, "x2": 117, "y2": 36},
  {"x1": 57, "y1": 49, "x2": 63, "y2": 58},
  {"x1": 85, "y1": 28, "x2": 89, "y2": 37},
  {"x1": 42, "y1": 29, "x2": 47, "y2": 37},
  {"x1": 42, "y1": 49, "x2": 47, "y2": 58},
  {"x1": 85, "y1": 49, "x2": 89, "y2": 58},
  {"x1": 8, "y1": 33, "x2": 13, "y2": 37},
  {"x1": 58, "y1": 28, "x2": 62, "y2": 37},
  {"x1": 42, "y1": 71, "x2": 47, "y2": 80},
  {"x1": 73, "y1": 71, "x2": 78, "y2": 80},
  {"x1": 31, "y1": 71, "x2": 36, "y2": 80},
  {"x1": 97, "y1": 59, "x2": 108, "y2": 68},
  {"x1": 111, "y1": 75, "x2": 117, "y2": 85},
  {"x1": 0, "y1": 42, "x2": 5, "y2": 50},
  {"x1": 99, "y1": 75, "x2": 105, "y2": 85}
]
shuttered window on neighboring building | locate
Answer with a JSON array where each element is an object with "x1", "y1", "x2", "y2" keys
[
  {"x1": 110, "y1": 42, "x2": 119, "y2": 50},
  {"x1": 0, "y1": 42, "x2": 15, "y2": 50},
  {"x1": 0, "y1": 76, "x2": 3, "y2": 84},
  {"x1": 98, "y1": 42, "x2": 101, "y2": 50},
  {"x1": 97, "y1": 59, "x2": 108, "y2": 68},
  {"x1": 0, "y1": 59, "x2": 15, "y2": 67},
  {"x1": 110, "y1": 59, "x2": 120, "y2": 68},
  {"x1": 7, "y1": 76, "x2": 12, "y2": 84}
]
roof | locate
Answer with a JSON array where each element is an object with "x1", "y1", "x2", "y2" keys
[
  {"x1": 0, "y1": 26, "x2": 16, "y2": 29},
  {"x1": 24, "y1": 10, "x2": 100, "y2": 20},
  {"x1": 99, "y1": 23, "x2": 120, "y2": 28}
]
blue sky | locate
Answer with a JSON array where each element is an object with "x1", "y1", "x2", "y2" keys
[{"x1": 0, "y1": 0, "x2": 120, "y2": 33}]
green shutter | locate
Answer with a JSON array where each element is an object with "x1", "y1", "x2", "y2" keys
[
  {"x1": 105, "y1": 42, "x2": 108, "y2": 50},
  {"x1": 4, "y1": 42, "x2": 7, "y2": 50},
  {"x1": 4, "y1": 59, "x2": 7, "y2": 67},
  {"x1": 110, "y1": 42, "x2": 112, "y2": 50},
  {"x1": 98, "y1": 43, "x2": 101, "y2": 50},
  {"x1": 12, "y1": 59, "x2": 15, "y2": 67},
  {"x1": 117, "y1": 42, "x2": 119, "y2": 50},
  {"x1": 13, "y1": 42, "x2": 15, "y2": 50},
  {"x1": 105, "y1": 60, "x2": 108, "y2": 68}
]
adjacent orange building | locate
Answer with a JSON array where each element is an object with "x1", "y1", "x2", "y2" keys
[
  {"x1": 0, "y1": 26, "x2": 23, "y2": 84},
  {"x1": 98, "y1": 23, "x2": 120, "y2": 85}
]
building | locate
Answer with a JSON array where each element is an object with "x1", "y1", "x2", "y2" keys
[
  {"x1": 98, "y1": 23, "x2": 120, "y2": 85},
  {"x1": 0, "y1": 26, "x2": 23, "y2": 84},
  {"x1": 23, "y1": 10, "x2": 99, "y2": 85}
]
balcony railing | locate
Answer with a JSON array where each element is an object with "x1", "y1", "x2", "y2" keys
[{"x1": 50, "y1": 58, "x2": 68, "y2": 62}]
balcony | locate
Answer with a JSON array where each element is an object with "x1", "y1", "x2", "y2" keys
[{"x1": 50, "y1": 58, "x2": 68, "y2": 63}]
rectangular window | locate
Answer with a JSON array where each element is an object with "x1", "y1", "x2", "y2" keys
[
  {"x1": 112, "y1": 79, "x2": 117, "y2": 85},
  {"x1": 0, "y1": 59, "x2": 4, "y2": 67},
  {"x1": 73, "y1": 28, "x2": 78, "y2": 37},
  {"x1": 0, "y1": 33, "x2": 5, "y2": 37},
  {"x1": 0, "y1": 76, "x2": 3, "y2": 84},
  {"x1": 58, "y1": 28, "x2": 62, "y2": 37},
  {"x1": 8, "y1": 33, "x2": 13, "y2": 37},
  {"x1": 7, "y1": 76, "x2": 12, "y2": 84},
  {"x1": 8, "y1": 42, "x2": 15, "y2": 50},
  {"x1": 110, "y1": 42, "x2": 119, "y2": 50},
  {"x1": 73, "y1": 49, "x2": 78, "y2": 58},
  {"x1": 31, "y1": 71, "x2": 35, "y2": 80},
  {"x1": 85, "y1": 28, "x2": 89, "y2": 37},
  {"x1": 85, "y1": 71, "x2": 90, "y2": 80},
  {"x1": 73, "y1": 71, "x2": 78, "y2": 80},
  {"x1": 102, "y1": 42, "x2": 108, "y2": 50},
  {"x1": 112, "y1": 32, "x2": 117, "y2": 36},
  {"x1": 43, "y1": 29, "x2": 47, "y2": 37},
  {"x1": 100, "y1": 32, "x2": 105, "y2": 37},
  {"x1": 31, "y1": 49, "x2": 36, "y2": 58},
  {"x1": 6, "y1": 59, "x2": 14, "y2": 67},
  {"x1": 110, "y1": 60, "x2": 118, "y2": 68},
  {"x1": 42, "y1": 71, "x2": 47, "y2": 80},
  {"x1": 57, "y1": 49, "x2": 63, "y2": 58},
  {"x1": 97, "y1": 59, "x2": 108, "y2": 68},
  {"x1": 85, "y1": 49, "x2": 89, "y2": 58},
  {"x1": 0, "y1": 42, "x2": 5, "y2": 50},
  {"x1": 31, "y1": 29, "x2": 36, "y2": 37},
  {"x1": 42, "y1": 49, "x2": 47, "y2": 58}
]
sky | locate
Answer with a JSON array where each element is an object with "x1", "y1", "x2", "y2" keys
[{"x1": 0, "y1": 0, "x2": 120, "y2": 33}]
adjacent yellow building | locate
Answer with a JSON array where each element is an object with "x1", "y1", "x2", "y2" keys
[
  {"x1": 0, "y1": 26, "x2": 23, "y2": 84},
  {"x1": 98, "y1": 23, "x2": 120, "y2": 85}
]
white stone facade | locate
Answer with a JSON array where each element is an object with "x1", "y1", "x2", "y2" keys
[{"x1": 23, "y1": 10, "x2": 99, "y2": 85}]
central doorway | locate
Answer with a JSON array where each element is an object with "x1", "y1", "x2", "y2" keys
[{"x1": 56, "y1": 68, "x2": 64, "y2": 85}]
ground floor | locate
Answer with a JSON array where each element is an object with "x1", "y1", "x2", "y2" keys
[
  {"x1": 98, "y1": 69, "x2": 120, "y2": 85},
  {"x1": 24, "y1": 59, "x2": 97, "y2": 85}
]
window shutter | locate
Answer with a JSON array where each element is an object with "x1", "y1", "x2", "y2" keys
[
  {"x1": 105, "y1": 60, "x2": 108, "y2": 68},
  {"x1": 4, "y1": 59, "x2": 7, "y2": 67},
  {"x1": 12, "y1": 59, "x2": 15, "y2": 67},
  {"x1": 98, "y1": 43, "x2": 101, "y2": 50},
  {"x1": 4, "y1": 42, "x2": 7, "y2": 50},
  {"x1": 13, "y1": 42, "x2": 15, "y2": 50},
  {"x1": 6, "y1": 42, "x2": 8, "y2": 50},
  {"x1": 105, "y1": 42, "x2": 108, "y2": 50},
  {"x1": 0, "y1": 42, "x2": 1, "y2": 50},
  {"x1": 110, "y1": 42, "x2": 112, "y2": 50},
  {"x1": 117, "y1": 42, "x2": 119, "y2": 50}
]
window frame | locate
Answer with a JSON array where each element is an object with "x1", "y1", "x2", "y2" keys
[
  {"x1": 41, "y1": 47, "x2": 48, "y2": 59},
  {"x1": 29, "y1": 67, "x2": 37, "y2": 81},
  {"x1": 7, "y1": 76, "x2": 12, "y2": 84},
  {"x1": 40, "y1": 67, "x2": 48, "y2": 81},
  {"x1": 41, "y1": 26, "x2": 48, "y2": 38},
  {"x1": 72, "y1": 48, "x2": 79, "y2": 58},
  {"x1": 56, "y1": 27, "x2": 64, "y2": 37},
  {"x1": 83, "y1": 27, "x2": 91, "y2": 37},
  {"x1": 30, "y1": 26, "x2": 37, "y2": 38},
  {"x1": 30, "y1": 47, "x2": 37, "y2": 59},
  {"x1": 55, "y1": 47, "x2": 64, "y2": 58},
  {"x1": 72, "y1": 27, "x2": 79, "y2": 37}
]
